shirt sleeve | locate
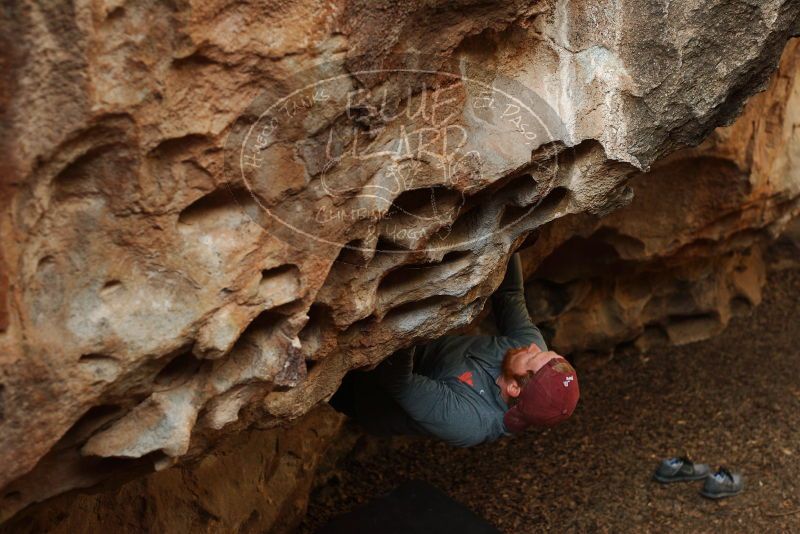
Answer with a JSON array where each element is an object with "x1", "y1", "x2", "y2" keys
[
  {"x1": 491, "y1": 253, "x2": 545, "y2": 348},
  {"x1": 375, "y1": 348, "x2": 485, "y2": 448}
]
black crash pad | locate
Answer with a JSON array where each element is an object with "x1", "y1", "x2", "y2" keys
[{"x1": 314, "y1": 480, "x2": 502, "y2": 534}]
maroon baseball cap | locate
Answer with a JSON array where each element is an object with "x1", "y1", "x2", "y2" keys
[{"x1": 503, "y1": 357, "x2": 579, "y2": 432}]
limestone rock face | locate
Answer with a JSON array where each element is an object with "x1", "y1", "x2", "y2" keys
[
  {"x1": 0, "y1": 405, "x2": 344, "y2": 534},
  {"x1": 521, "y1": 38, "x2": 800, "y2": 358},
  {"x1": 0, "y1": 0, "x2": 799, "y2": 522}
]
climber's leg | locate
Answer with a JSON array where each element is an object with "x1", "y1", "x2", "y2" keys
[
  {"x1": 329, "y1": 372, "x2": 358, "y2": 417},
  {"x1": 330, "y1": 356, "x2": 428, "y2": 437}
]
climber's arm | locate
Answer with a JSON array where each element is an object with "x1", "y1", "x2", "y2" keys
[
  {"x1": 491, "y1": 253, "x2": 544, "y2": 347},
  {"x1": 375, "y1": 349, "x2": 484, "y2": 447}
]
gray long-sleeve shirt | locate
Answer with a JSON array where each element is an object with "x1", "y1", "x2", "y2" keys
[{"x1": 366, "y1": 253, "x2": 547, "y2": 447}]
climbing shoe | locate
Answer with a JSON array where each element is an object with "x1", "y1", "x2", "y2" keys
[
  {"x1": 653, "y1": 456, "x2": 711, "y2": 484},
  {"x1": 699, "y1": 467, "x2": 743, "y2": 499}
]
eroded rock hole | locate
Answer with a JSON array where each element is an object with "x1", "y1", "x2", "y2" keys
[
  {"x1": 440, "y1": 202, "x2": 483, "y2": 236},
  {"x1": 154, "y1": 353, "x2": 203, "y2": 390},
  {"x1": 58, "y1": 404, "x2": 125, "y2": 450},
  {"x1": 53, "y1": 143, "x2": 132, "y2": 200},
  {"x1": 535, "y1": 186, "x2": 569, "y2": 215},
  {"x1": 334, "y1": 239, "x2": 374, "y2": 266},
  {"x1": 178, "y1": 187, "x2": 235, "y2": 225},
  {"x1": 499, "y1": 203, "x2": 531, "y2": 229},
  {"x1": 386, "y1": 186, "x2": 461, "y2": 218},
  {"x1": 243, "y1": 309, "x2": 287, "y2": 336},
  {"x1": 489, "y1": 172, "x2": 538, "y2": 197},
  {"x1": 592, "y1": 228, "x2": 646, "y2": 259},
  {"x1": 490, "y1": 174, "x2": 542, "y2": 229},
  {"x1": 377, "y1": 250, "x2": 471, "y2": 294},
  {"x1": 374, "y1": 237, "x2": 410, "y2": 253},
  {"x1": 259, "y1": 264, "x2": 301, "y2": 309},
  {"x1": 666, "y1": 311, "x2": 721, "y2": 325},
  {"x1": 36, "y1": 255, "x2": 55, "y2": 272},
  {"x1": 172, "y1": 52, "x2": 220, "y2": 69},
  {"x1": 535, "y1": 234, "x2": 622, "y2": 282},
  {"x1": 261, "y1": 264, "x2": 299, "y2": 282},
  {"x1": 177, "y1": 186, "x2": 260, "y2": 228},
  {"x1": 100, "y1": 280, "x2": 123, "y2": 295},
  {"x1": 299, "y1": 304, "x2": 334, "y2": 360},
  {"x1": 106, "y1": 5, "x2": 125, "y2": 19},
  {"x1": 79, "y1": 353, "x2": 117, "y2": 362},
  {"x1": 524, "y1": 279, "x2": 581, "y2": 319},
  {"x1": 382, "y1": 294, "x2": 456, "y2": 322},
  {"x1": 148, "y1": 134, "x2": 209, "y2": 158}
]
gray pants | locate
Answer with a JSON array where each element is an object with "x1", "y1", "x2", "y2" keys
[{"x1": 329, "y1": 347, "x2": 428, "y2": 437}]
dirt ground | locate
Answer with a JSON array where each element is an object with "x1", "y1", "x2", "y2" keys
[{"x1": 299, "y1": 266, "x2": 800, "y2": 533}]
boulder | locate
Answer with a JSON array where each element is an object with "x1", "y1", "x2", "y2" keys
[
  {"x1": 522, "y1": 38, "x2": 800, "y2": 357},
  {"x1": 0, "y1": 0, "x2": 799, "y2": 525}
]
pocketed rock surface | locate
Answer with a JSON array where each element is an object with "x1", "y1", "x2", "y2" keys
[
  {"x1": 2, "y1": 0, "x2": 800, "y2": 524},
  {"x1": 302, "y1": 266, "x2": 800, "y2": 533}
]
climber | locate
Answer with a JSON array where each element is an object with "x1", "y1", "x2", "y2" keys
[{"x1": 329, "y1": 252, "x2": 580, "y2": 447}]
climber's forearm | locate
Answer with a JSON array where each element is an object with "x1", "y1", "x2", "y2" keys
[
  {"x1": 375, "y1": 348, "x2": 451, "y2": 417},
  {"x1": 374, "y1": 346, "x2": 416, "y2": 396},
  {"x1": 492, "y1": 253, "x2": 543, "y2": 344}
]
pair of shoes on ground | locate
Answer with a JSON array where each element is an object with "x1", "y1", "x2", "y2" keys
[{"x1": 653, "y1": 456, "x2": 743, "y2": 499}]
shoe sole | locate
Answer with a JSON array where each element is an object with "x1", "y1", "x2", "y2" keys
[
  {"x1": 699, "y1": 488, "x2": 742, "y2": 499},
  {"x1": 653, "y1": 473, "x2": 709, "y2": 484}
]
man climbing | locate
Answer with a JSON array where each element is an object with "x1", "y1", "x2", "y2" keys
[{"x1": 330, "y1": 252, "x2": 580, "y2": 447}]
